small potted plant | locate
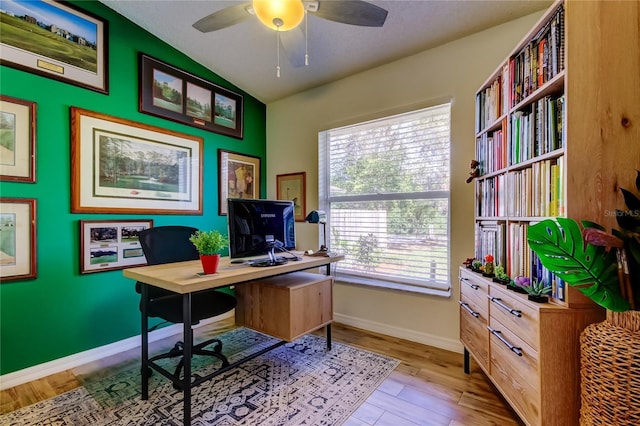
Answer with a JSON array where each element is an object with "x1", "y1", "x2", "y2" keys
[
  {"x1": 524, "y1": 278, "x2": 552, "y2": 303},
  {"x1": 189, "y1": 230, "x2": 229, "y2": 275},
  {"x1": 483, "y1": 254, "x2": 495, "y2": 277},
  {"x1": 463, "y1": 257, "x2": 475, "y2": 269},
  {"x1": 471, "y1": 259, "x2": 483, "y2": 273},
  {"x1": 492, "y1": 265, "x2": 510, "y2": 285},
  {"x1": 509, "y1": 276, "x2": 530, "y2": 294}
]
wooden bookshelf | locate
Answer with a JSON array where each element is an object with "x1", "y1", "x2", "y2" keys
[{"x1": 462, "y1": 1, "x2": 640, "y2": 425}]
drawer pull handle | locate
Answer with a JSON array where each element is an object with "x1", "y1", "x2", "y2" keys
[
  {"x1": 488, "y1": 326, "x2": 523, "y2": 357},
  {"x1": 458, "y1": 301, "x2": 480, "y2": 318},
  {"x1": 487, "y1": 296, "x2": 522, "y2": 317},
  {"x1": 460, "y1": 277, "x2": 479, "y2": 290}
]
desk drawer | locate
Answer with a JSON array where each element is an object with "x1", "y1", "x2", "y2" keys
[{"x1": 235, "y1": 272, "x2": 333, "y2": 341}]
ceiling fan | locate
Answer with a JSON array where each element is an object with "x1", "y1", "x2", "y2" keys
[{"x1": 192, "y1": 0, "x2": 388, "y2": 75}]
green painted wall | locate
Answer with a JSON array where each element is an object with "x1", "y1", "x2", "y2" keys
[{"x1": 0, "y1": 1, "x2": 266, "y2": 375}]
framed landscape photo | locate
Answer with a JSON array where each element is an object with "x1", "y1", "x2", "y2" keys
[
  {"x1": 0, "y1": 0, "x2": 108, "y2": 94},
  {"x1": 139, "y1": 53, "x2": 244, "y2": 139},
  {"x1": 0, "y1": 198, "x2": 36, "y2": 282},
  {"x1": 218, "y1": 149, "x2": 260, "y2": 215},
  {"x1": 80, "y1": 219, "x2": 153, "y2": 274},
  {"x1": 0, "y1": 96, "x2": 36, "y2": 182},
  {"x1": 276, "y1": 172, "x2": 306, "y2": 222},
  {"x1": 71, "y1": 107, "x2": 203, "y2": 215}
]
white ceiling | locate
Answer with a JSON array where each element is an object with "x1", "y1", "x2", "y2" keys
[{"x1": 100, "y1": 0, "x2": 551, "y2": 103}]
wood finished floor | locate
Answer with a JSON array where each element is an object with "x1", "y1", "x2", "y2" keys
[{"x1": 0, "y1": 319, "x2": 523, "y2": 425}]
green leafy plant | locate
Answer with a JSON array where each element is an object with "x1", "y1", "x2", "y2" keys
[
  {"x1": 494, "y1": 265, "x2": 509, "y2": 281},
  {"x1": 527, "y1": 171, "x2": 640, "y2": 312},
  {"x1": 528, "y1": 218, "x2": 628, "y2": 311},
  {"x1": 472, "y1": 260, "x2": 483, "y2": 270},
  {"x1": 189, "y1": 230, "x2": 228, "y2": 255}
]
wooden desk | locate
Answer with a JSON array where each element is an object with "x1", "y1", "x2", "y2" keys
[{"x1": 123, "y1": 253, "x2": 343, "y2": 426}]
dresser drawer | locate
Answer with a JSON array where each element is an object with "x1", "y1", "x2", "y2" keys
[
  {"x1": 489, "y1": 285, "x2": 540, "y2": 350},
  {"x1": 460, "y1": 301, "x2": 489, "y2": 371},
  {"x1": 459, "y1": 270, "x2": 489, "y2": 316},
  {"x1": 489, "y1": 317, "x2": 540, "y2": 425}
]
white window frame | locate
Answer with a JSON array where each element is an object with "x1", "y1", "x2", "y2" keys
[{"x1": 318, "y1": 104, "x2": 451, "y2": 296}]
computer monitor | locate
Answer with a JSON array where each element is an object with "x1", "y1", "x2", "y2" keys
[{"x1": 227, "y1": 198, "x2": 296, "y2": 260}]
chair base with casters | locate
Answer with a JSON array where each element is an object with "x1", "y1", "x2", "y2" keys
[
  {"x1": 135, "y1": 225, "x2": 237, "y2": 391},
  {"x1": 140, "y1": 287, "x2": 236, "y2": 388}
]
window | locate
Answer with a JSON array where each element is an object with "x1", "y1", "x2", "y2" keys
[{"x1": 319, "y1": 104, "x2": 451, "y2": 295}]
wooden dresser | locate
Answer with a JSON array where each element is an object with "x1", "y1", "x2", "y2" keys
[{"x1": 460, "y1": 267, "x2": 603, "y2": 425}]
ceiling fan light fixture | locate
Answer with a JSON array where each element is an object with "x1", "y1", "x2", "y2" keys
[{"x1": 253, "y1": 0, "x2": 305, "y2": 31}]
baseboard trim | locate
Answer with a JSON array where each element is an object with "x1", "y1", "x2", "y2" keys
[
  {"x1": 333, "y1": 313, "x2": 464, "y2": 354},
  {"x1": 0, "y1": 311, "x2": 234, "y2": 390}
]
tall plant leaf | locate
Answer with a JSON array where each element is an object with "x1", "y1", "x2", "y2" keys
[{"x1": 527, "y1": 218, "x2": 630, "y2": 312}]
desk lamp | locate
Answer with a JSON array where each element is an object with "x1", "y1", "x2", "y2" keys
[{"x1": 305, "y1": 210, "x2": 329, "y2": 257}]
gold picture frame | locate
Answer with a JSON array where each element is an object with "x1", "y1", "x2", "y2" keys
[
  {"x1": 71, "y1": 107, "x2": 203, "y2": 215},
  {"x1": 276, "y1": 172, "x2": 306, "y2": 222},
  {"x1": 218, "y1": 149, "x2": 261, "y2": 215}
]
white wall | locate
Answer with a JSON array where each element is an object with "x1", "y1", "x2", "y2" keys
[{"x1": 266, "y1": 13, "x2": 543, "y2": 352}]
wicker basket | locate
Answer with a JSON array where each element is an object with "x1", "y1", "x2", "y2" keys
[{"x1": 580, "y1": 310, "x2": 640, "y2": 425}]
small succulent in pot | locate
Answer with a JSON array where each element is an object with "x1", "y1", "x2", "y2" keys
[
  {"x1": 524, "y1": 279, "x2": 552, "y2": 303},
  {"x1": 472, "y1": 259, "x2": 483, "y2": 271},
  {"x1": 483, "y1": 254, "x2": 495, "y2": 276}
]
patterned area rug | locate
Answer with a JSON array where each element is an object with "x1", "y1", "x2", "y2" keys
[{"x1": 2, "y1": 328, "x2": 399, "y2": 425}]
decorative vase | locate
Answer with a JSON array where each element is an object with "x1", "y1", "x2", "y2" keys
[
  {"x1": 200, "y1": 254, "x2": 221, "y2": 275},
  {"x1": 527, "y1": 294, "x2": 548, "y2": 303},
  {"x1": 579, "y1": 310, "x2": 640, "y2": 425}
]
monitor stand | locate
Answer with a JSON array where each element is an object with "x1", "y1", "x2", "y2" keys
[
  {"x1": 249, "y1": 245, "x2": 288, "y2": 267},
  {"x1": 250, "y1": 259, "x2": 288, "y2": 267}
]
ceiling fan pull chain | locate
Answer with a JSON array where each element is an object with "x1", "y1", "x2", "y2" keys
[
  {"x1": 276, "y1": 25, "x2": 281, "y2": 78},
  {"x1": 305, "y1": 9, "x2": 309, "y2": 66}
]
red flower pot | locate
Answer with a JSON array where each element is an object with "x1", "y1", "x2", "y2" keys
[{"x1": 200, "y1": 254, "x2": 221, "y2": 275}]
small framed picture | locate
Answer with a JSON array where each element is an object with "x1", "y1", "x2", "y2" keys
[
  {"x1": 80, "y1": 219, "x2": 153, "y2": 274},
  {"x1": 218, "y1": 149, "x2": 261, "y2": 215},
  {"x1": 0, "y1": 198, "x2": 37, "y2": 282},
  {"x1": 0, "y1": 95, "x2": 36, "y2": 183},
  {"x1": 276, "y1": 172, "x2": 306, "y2": 222}
]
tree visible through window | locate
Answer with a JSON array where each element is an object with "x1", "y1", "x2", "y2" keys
[{"x1": 319, "y1": 104, "x2": 451, "y2": 294}]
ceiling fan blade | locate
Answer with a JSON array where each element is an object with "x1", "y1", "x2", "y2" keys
[
  {"x1": 280, "y1": 28, "x2": 307, "y2": 68},
  {"x1": 193, "y1": 2, "x2": 252, "y2": 33},
  {"x1": 312, "y1": 0, "x2": 388, "y2": 27}
]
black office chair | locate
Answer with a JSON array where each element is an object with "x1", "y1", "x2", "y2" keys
[{"x1": 136, "y1": 225, "x2": 237, "y2": 382}]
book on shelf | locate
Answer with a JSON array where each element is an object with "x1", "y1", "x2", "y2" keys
[
  {"x1": 509, "y1": 95, "x2": 565, "y2": 165},
  {"x1": 475, "y1": 76, "x2": 503, "y2": 133},
  {"x1": 530, "y1": 250, "x2": 565, "y2": 301},
  {"x1": 506, "y1": 158, "x2": 563, "y2": 217},
  {"x1": 475, "y1": 221, "x2": 505, "y2": 268},
  {"x1": 510, "y1": 4, "x2": 564, "y2": 109}
]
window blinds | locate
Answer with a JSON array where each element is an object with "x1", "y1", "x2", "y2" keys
[{"x1": 319, "y1": 104, "x2": 451, "y2": 293}]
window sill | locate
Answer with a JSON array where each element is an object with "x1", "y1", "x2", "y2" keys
[{"x1": 335, "y1": 274, "x2": 451, "y2": 298}]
